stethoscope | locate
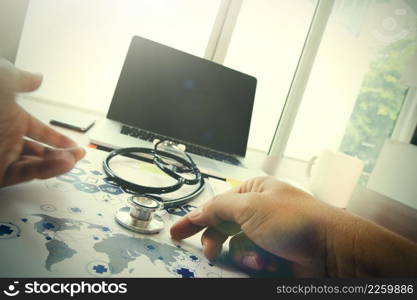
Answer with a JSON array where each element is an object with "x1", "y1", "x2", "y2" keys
[{"x1": 102, "y1": 140, "x2": 205, "y2": 234}]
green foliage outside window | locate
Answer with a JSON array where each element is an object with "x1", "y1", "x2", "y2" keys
[{"x1": 339, "y1": 36, "x2": 417, "y2": 184}]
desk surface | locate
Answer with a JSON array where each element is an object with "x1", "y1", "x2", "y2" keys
[
  {"x1": 17, "y1": 96, "x2": 417, "y2": 244},
  {"x1": 0, "y1": 148, "x2": 249, "y2": 277}
]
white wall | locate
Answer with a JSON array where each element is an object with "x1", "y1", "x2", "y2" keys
[
  {"x1": 0, "y1": 0, "x2": 29, "y2": 63},
  {"x1": 15, "y1": 0, "x2": 220, "y2": 113}
]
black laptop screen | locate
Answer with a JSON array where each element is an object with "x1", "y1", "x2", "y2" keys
[{"x1": 107, "y1": 36, "x2": 257, "y2": 157}]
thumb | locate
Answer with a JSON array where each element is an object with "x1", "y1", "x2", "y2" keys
[
  {"x1": 14, "y1": 68, "x2": 43, "y2": 93},
  {"x1": 229, "y1": 233, "x2": 267, "y2": 271},
  {"x1": 229, "y1": 233, "x2": 292, "y2": 275},
  {"x1": 0, "y1": 59, "x2": 43, "y2": 94},
  {"x1": 170, "y1": 191, "x2": 253, "y2": 241}
]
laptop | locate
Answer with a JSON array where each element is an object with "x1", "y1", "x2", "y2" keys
[{"x1": 89, "y1": 36, "x2": 258, "y2": 179}]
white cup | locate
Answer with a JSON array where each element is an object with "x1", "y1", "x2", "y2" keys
[{"x1": 306, "y1": 149, "x2": 364, "y2": 208}]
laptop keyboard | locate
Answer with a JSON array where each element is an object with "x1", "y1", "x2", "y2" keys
[{"x1": 120, "y1": 125, "x2": 241, "y2": 166}]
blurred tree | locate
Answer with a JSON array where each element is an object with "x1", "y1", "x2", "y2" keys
[{"x1": 339, "y1": 36, "x2": 417, "y2": 184}]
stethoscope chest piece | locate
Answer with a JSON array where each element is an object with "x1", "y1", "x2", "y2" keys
[{"x1": 115, "y1": 195, "x2": 164, "y2": 234}]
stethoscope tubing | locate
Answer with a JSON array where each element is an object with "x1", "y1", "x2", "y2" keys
[{"x1": 102, "y1": 146, "x2": 205, "y2": 208}]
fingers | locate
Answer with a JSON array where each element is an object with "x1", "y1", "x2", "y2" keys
[
  {"x1": 3, "y1": 146, "x2": 86, "y2": 186},
  {"x1": 229, "y1": 233, "x2": 270, "y2": 271},
  {"x1": 170, "y1": 212, "x2": 206, "y2": 241},
  {"x1": 229, "y1": 233, "x2": 289, "y2": 274},
  {"x1": 200, "y1": 227, "x2": 229, "y2": 261},
  {"x1": 170, "y1": 177, "x2": 279, "y2": 241},
  {"x1": 21, "y1": 139, "x2": 48, "y2": 157},
  {"x1": 170, "y1": 192, "x2": 250, "y2": 241},
  {"x1": 22, "y1": 139, "x2": 85, "y2": 161},
  {"x1": 14, "y1": 68, "x2": 43, "y2": 93},
  {"x1": 0, "y1": 58, "x2": 43, "y2": 94},
  {"x1": 185, "y1": 192, "x2": 252, "y2": 228},
  {"x1": 26, "y1": 114, "x2": 79, "y2": 148}
]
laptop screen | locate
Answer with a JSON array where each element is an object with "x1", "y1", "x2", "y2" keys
[{"x1": 107, "y1": 36, "x2": 257, "y2": 157}]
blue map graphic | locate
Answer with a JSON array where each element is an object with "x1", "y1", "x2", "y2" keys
[
  {"x1": 32, "y1": 214, "x2": 198, "y2": 277},
  {"x1": 0, "y1": 225, "x2": 13, "y2": 235},
  {"x1": 0, "y1": 223, "x2": 20, "y2": 239},
  {"x1": 93, "y1": 264, "x2": 108, "y2": 274},
  {"x1": 177, "y1": 267, "x2": 195, "y2": 278}
]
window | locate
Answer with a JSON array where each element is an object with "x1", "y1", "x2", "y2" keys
[
  {"x1": 285, "y1": 0, "x2": 417, "y2": 184},
  {"x1": 15, "y1": 0, "x2": 221, "y2": 113},
  {"x1": 223, "y1": 0, "x2": 317, "y2": 151}
]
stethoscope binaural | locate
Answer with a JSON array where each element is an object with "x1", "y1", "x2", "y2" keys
[{"x1": 102, "y1": 140, "x2": 205, "y2": 234}]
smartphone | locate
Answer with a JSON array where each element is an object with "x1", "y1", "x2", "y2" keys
[{"x1": 50, "y1": 115, "x2": 95, "y2": 133}]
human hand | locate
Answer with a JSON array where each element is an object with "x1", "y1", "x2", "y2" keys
[
  {"x1": 0, "y1": 58, "x2": 85, "y2": 186},
  {"x1": 171, "y1": 176, "x2": 333, "y2": 277},
  {"x1": 171, "y1": 176, "x2": 417, "y2": 277}
]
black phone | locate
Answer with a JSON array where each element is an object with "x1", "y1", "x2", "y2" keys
[{"x1": 49, "y1": 116, "x2": 95, "y2": 133}]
